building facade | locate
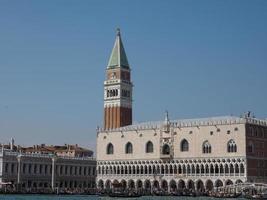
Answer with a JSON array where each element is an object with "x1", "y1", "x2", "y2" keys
[
  {"x1": 0, "y1": 148, "x2": 96, "y2": 193},
  {"x1": 96, "y1": 30, "x2": 267, "y2": 193}
]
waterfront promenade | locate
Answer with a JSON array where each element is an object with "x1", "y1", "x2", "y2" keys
[{"x1": 0, "y1": 195, "x2": 249, "y2": 200}]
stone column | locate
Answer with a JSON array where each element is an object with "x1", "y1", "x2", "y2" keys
[
  {"x1": 51, "y1": 157, "x2": 57, "y2": 190},
  {"x1": 234, "y1": 165, "x2": 236, "y2": 177},
  {"x1": 244, "y1": 162, "x2": 247, "y2": 179},
  {"x1": 17, "y1": 155, "x2": 22, "y2": 190}
]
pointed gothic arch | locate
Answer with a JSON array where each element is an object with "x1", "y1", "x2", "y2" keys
[
  {"x1": 125, "y1": 142, "x2": 133, "y2": 154},
  {"x1": 202, "y1": 140, "x2": 212, "y2": 153},
  {"x1": 162, "y1": 144, "x2": 170, "y2": 155},
  {"x1": 227, "y1": 139, "x2": 237, "y2": 152},
  {"x1": 146, "y1": 141, "x2": 154, "y2": 153},
  {"x1": 181, "y1": 139, "x2": 189, "y2": 152},
  {"x1": 106, "y1": 143, "x2": 114, "y2": 155}
]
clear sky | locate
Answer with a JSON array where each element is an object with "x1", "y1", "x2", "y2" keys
[{"x1": 0, "y1": 0, "x2": 266, "y2": 151}]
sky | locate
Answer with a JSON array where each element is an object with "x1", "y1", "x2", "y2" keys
[{"x1": 0, "y1": 0, "x2": 266, "y2": 151}]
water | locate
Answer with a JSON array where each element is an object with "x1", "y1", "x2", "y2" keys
[{"x1": 0, "y1": 195, "x2": 246, "y2": 200}]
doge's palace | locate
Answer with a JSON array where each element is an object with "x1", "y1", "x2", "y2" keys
[{"x1": 96, "y1": 29, "x2": 267, "y2": 193}]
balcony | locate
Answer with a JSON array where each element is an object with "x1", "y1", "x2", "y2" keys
[{"x1": 160, "y1": 154, "x2": 172, "y2": 160}]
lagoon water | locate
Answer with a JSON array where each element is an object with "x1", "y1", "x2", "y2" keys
[{"x1": 0, "y1": 195, "x2": 246, "y2": 200}]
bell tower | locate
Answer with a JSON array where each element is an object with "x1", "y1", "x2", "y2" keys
[{"x1": 104, "y1": 29, "x2": 133, "y2": 130}]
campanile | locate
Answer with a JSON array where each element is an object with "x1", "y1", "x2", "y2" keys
[{"x1": 104, "y1": 29, "x2": 133, "y2": 130}]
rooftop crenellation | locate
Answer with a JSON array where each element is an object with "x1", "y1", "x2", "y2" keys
[{"x1": 98, "y1": 114, "x2": 267, "y2": 133}]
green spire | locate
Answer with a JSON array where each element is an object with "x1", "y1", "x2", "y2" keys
[{"x1": 107, "y1": 28, "x2": 130, "y2": 69}]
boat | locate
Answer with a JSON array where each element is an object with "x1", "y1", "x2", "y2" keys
[
  {"x1": 244, "y1": 193, "x2": 267, "y2": 199},
  {"x1": 108, "y1": 191, "x2": 142, "y2": 198},
  {"x1": 213, "y1": 192, "x2": 242, "y2": 198}
]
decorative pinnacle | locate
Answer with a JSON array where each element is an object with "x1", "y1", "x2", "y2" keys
[
  {"x1": 165, "y1": 110, "x2": 169, "y2": 122},
  {"x1": 116, "y1": 28, "x2": 121, "y2": 36}
]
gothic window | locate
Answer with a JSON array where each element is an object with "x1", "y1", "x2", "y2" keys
[
  {"x1": 83, "y1": 167, "x2": 86, "y2": 175},
  {"x1": 5, "y1": 163, "x2": 8, "y2": 173},
  {"x1": 227, "y1": 139, "x2": 237, "y2": 153},
  {"x1": 106, "y1": 143, "x2": 114, "y2": 155},
  {"x1": 162, "y1": 144, "x2": 170, "y2": 155},
  {"x1": 146, "y1": 141, "x2": 154, "y2": 153},
  {"x1": 11, "y1": 163, "x2": 15, "y2": 173},
  {"x1": 70, "y1": 166, "x2": 73, "y2": 174},
  {"x1": 122, "y1": 90, "x2": 130, "y2": 98},
  {"x1": 125, "y1": 142, "x2": 133, "y2": 154},
  {"x1": 202, "y1": 140, "x2": 212, "y2": 153},
  {"x1": 23, "y1": 164, "x2": 26, "y2": 174},
  {"x1": 181, "y1": 139, "x2": 189, "y2": 152},
  {"x1": 28, "y1": 164, "x2": 32, "y2": 174},
  {"x1": 60, "y1": 166, "x2": 63, "y2": 175},
  {"x1": 249, "y1": 127, "x2": 253, "y2": 136},
  {"x1": 45, "y1": 165, "x2": 48, "y2": 174},
  {"x1": 34, "y1": 164, "x2": 37, "y2": 174},
  {"x1": 247, "y1": 141, "x2": 254, "y2": 153}
]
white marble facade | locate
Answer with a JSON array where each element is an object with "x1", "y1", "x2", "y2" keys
[{"x1": 96, "y1": 115, "x2": 267, "y2": 192}]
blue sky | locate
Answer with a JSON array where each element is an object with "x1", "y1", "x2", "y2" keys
[{"x1": 0, "y1": 0, "x2": 266, "y2": 150}]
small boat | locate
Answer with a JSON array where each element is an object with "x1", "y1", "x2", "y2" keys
[
  {"x1": 214, "y1": 192, "x2": 242, "y2": 198},
  {"x1": 153, "y1": 191, "x2": 165, "y2": 196},
  {"x1": 244, "y1": 193, "x2": 267, "y2": 199},
  {"x1": 108, "y1": 191, "x2": 142, "y2": 198},
  {"x1": 96, "y1": 192, "x2": 108, "y2": 197}
]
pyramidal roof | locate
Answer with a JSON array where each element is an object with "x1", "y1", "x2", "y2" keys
[{"x1": 107, "y1": 28, "x2": 130, "y2": 69}]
